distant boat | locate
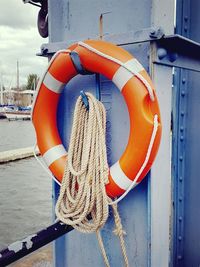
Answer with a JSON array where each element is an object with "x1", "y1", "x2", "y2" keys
[
  {"x1": 0, "y1": 112, "x2": 6, "y2": 119},
  {"x1": 5, "y1": 111, "x2": 31, "y2": 121},
  {"x1": 0, "y1": 107, "x2": 6, "y2": 119},
  {"x1": 0, "y1": 60, "x2": 34, "y2": 121},
  {"x1": 3, "y1": 106, "x2": 31, "y2": 121}
]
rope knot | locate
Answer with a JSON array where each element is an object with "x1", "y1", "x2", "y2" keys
[
  {"x1": 113, "y1": 226, "x2": 126, "y2": 237},
  {"x1": 112, "y1": 203, "x2": 126, "y2": 237}
]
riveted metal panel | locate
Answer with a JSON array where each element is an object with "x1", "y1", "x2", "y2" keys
[
  {"x1": 173, "y1": 0, "x2": 200, "y2": 266},
  {"x1": 183, "y1": 70, "x2": 200, "y2": 266}
]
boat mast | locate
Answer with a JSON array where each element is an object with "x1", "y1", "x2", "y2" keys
[
  {"x1": 33, "y1": 76, "x2": 36, "y2": 90},
  {"x1": 17, "y1": 60, "x2": 20, "y2": 106},
  {"x1": 17, "y1": 60, "x2": 19, "y2": 90},
  {"x1": 0, "y1": 74, "x2": 3, "y2": 106}
]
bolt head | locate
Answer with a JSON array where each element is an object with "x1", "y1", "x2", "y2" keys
[{"x1": 157, "y1": 48, "x2": 167, "y2": 60}]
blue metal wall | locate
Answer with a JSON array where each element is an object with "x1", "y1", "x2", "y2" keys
[
  {"x1": 46, "y1": 0, "x2": 179, "y2": 266},
  {"x1": 48, "y1": 0, "x2": 151, "y2": 42},
  {"x1": 55, "y1": 40, "x2": 150, "y2": 267},
  {"x1": 173, "y1": 0, "x2": 200, "y2": 266},
  {"x1": 48, "y1": 1, "x2": 152, "y2": 266}
]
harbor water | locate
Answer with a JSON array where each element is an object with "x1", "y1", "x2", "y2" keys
[
  {"x1": 0, "y1": 120, "x2": 53, "y2": 265},
  {"x1": 0, "y1": 120, "x2": 35, "y2": 152}
]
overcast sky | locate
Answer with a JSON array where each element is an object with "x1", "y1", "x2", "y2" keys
[{"x1": 0, "y1": 0, "x2": 47, "y2": 89}]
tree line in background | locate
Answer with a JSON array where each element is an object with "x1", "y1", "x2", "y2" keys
[
  {"x1": 0, "y1": 74, "x2": 39, "y2": 91},
  {"x1": 26, "y1": 74, "x2": 39, "y2": 90}
]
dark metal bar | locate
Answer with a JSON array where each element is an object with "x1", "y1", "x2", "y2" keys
[
  {"x1": 154, "y1": 35, "x2": 200, "y2": 72},
  {"x1": 38, "y1": 32, "x2": 200, "y2": 72},
  {"x1": 95, "y1": 74, "x2": 101, "y2": 101},
  {"x1": 0, "y1": 221, "x2": 73, "y2": 267}
]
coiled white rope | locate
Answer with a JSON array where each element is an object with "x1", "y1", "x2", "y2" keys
[{"x1": 55, "y1": 93, "x2": 129, "y2": 267}]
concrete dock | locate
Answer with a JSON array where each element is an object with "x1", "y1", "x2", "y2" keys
[{"x1": 0, "y1": 146, "x2": 40, "y2": 163}]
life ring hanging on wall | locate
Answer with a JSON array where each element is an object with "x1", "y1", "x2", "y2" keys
[{"x1": 32, "y1": 39, "x2": 162, "y2": 198}]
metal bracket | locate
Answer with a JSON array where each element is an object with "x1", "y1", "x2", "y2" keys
[
  {"x1": 104, "y1": 27, "x2": 164, "y2": 45},
  {"x1": 38, "y1": 27, "x2": 164, "y2": 56},
  {"x1": 80, "y1": 91, "x2": 89, "y2": 110},
  {"x1": 154, "y1": 35, "x2": 200, "y2": 72},
  {"x1": 38, "y1": 29, "x2": 200, "y2": 72},
  {"x1": 0, "y1": 221, "x2": 73, "y2": 266}
]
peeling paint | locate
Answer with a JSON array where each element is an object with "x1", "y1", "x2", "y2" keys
[
  {"x1": 7, "y1": 234, "x2": 37, "y2": 253},
  {"x1": 8, "y1": 241, "x2": 23, "y2": 253},
  {"x1": 23, "y1": 234, "x2": 37, "y2": 250}
]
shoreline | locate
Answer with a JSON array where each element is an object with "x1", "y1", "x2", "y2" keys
[{"x1": 0, "y1": 147, "x2": 40, "y2": 164}]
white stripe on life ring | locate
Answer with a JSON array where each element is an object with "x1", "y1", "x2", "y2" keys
[
  {"x1": 110, "y1": 161, "x2": 138, "y2": 190},
  {"x1": 112, "y1": 58, "x2": 144, "y2": 91},
  {"x1": 43, "y1": 72, "x2": 65, "y2": 94},
  {"x1": 43, "y1": 144, "x2": 67, "y2": 167}
]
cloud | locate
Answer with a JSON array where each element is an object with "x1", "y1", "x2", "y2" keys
[
  {"x1": 0, "y1": 0, "x2": 47, "y2": 88},
  {"x1": 0, "y1": 0, "x2": 37, "y2": 29}
]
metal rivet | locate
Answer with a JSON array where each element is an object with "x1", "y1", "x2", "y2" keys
[
  {"x1": 178, "y1": 255, "x2": 182, "y2": 260},
  {"x1": 181, "y1": 111, "x2": 184, "y2": 116},
  {"x1": 169, "y1": 53, "x2": 178, "y2": 62},
  {"x1": 157, "y1": 48, "x2": 167, "y2": 60},
  {"x1": 184, "y1": 16, "x2": 188, "y2": 21},
  {"x1": 179, "y1": 216, "x2": 183, "y2": 221},
  {"x1": 178, "y1": 236, "x2": 182, "y2": 241},
  {"x1": 179, "y1": 177, "x2": 183, "y2": 182},
  {"x1": 179, "y1": 156, "x2": 183, "y2": 161},
  {"x1": 181, "y1": 91, "x2": 185, "y2": 96},
  {"x1": 179, "y1": 197, "x2": 183, "y2": 202},
  {"x1": 182, "y1": 78, "x2": 186, "y2": 84},
  {"x1": 180, "y1": 136, "x2": 184, "y2": 141},
  {"x1": 184, "y1": 26, "x2": 188, "y2": 32},
  {"x1": 180, "y1": 126, "x2": 184, "y2": 132}
]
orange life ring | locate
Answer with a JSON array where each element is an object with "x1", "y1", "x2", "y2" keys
[{"x1": 32, "y1": 40, "x2": 162, "y2": 198}]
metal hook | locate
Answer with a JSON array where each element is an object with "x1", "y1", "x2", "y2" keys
[
  {"x1": 80, "y1": 90, "x2": 89, "y2": 110},
  {"x1": 95, "y1": 74, "x2": 101, "y2": 101}
]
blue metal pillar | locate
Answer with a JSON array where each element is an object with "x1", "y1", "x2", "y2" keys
[
  {"x1": 173, "y1": 0, "x2": 200, "y2": 266},
  {"x1": 47, "y1": 0, "x2": 174, "y2": 266}
]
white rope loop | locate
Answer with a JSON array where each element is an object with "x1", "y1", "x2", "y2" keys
[
  {"x1": 110, "y1": 114, "x2": 159, "y2": 205},
  {"x1": 78, "y1": 41, "x2": 155, "y2": 101},
  {"x1": 31, "y1": 49, "x2": 71, "y2": 119}
]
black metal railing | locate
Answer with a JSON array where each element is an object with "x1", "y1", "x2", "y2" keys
[{"x1": 0, "y1": 221, "x2": 73, "y2": 267}]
